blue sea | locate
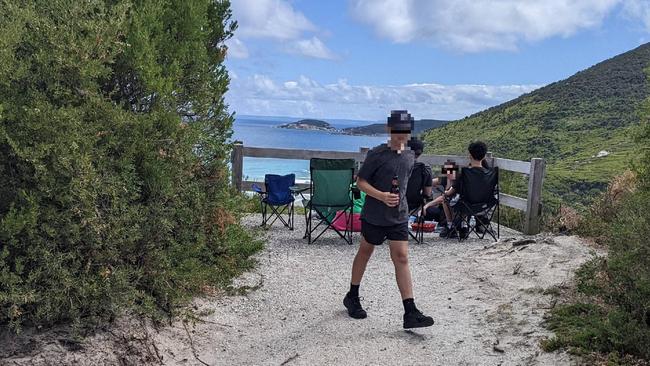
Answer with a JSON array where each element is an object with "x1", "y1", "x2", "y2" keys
[{"x1": 232, "y1": 116, "x2": 387, "y2": 181}]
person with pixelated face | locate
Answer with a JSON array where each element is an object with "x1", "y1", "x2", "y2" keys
[
  {"x1": 435, "y1": 141, "x2": 492, "y2": 239},
  {"x1": 343, "y1": 110, "x2": 434, "y2": 329}
]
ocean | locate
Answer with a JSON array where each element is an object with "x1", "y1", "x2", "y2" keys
[{"x1": 232, "y1": 116, "x2": 387, "y2": 181}]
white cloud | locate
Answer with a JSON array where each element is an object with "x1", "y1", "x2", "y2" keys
[
  {"x1": 231, "y1": 0, "x2": 316, "y2": 40},
  {"x1": 230, "y1": 0, "x2": 337, "y2": 60},
  {"x1": 286, "y1": 37, "x2": 338, "y2": 60},
  {"x1": 350, "y1": 0, "x2": 624, "y2": 52},
  {"x1": 227, "y1": 74, "x2": 540, "y2": 120},
  {"x1": 623, "y1": 0, "x2": 650, "y2": 31},
  {"x1": 226, "y1": 38, "x2": 249, "y2": 59}
]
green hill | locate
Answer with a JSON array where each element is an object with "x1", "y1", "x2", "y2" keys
[
  {"x1": 341, "y1": 119, "x2": 449, "y2": 135},
  {"x1": 423, "y1": 43, "x2": 650, "y2": 206}
]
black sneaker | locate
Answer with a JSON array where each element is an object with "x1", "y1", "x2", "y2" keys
[
  {"x1": 439, "y1": 226, "x2": 457, "y2": 238},
  {"x1": 343, "y1": 294, "x2": 367, "y2": 319},
  {"x1": 403, "y1": 309, "x2": 434, "y2": 329},
  {"x1": 458, "y1": 227, "x2": 469, "y2": 239}
]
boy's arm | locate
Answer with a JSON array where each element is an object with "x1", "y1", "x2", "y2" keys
[
  {"x1": 423, "y1": 195, "x2": 444, "y2": 210},
  {"x1": 356, "y1": 177, "x2": 399, "y2": 207},
  {"x1": 423, "y1": 186, "x2": 433, "y2": 198},
  {"x1": 443, "y1": 172, "x2": 457, "y2": 196}
]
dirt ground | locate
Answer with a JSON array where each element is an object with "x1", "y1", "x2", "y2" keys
[{"x1": 1, "y1": 214, "x2": 603, "y2": 365}]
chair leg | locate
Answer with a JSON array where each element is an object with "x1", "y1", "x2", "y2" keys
[
  {"x1": 261, "y1": 203, "x2": 267, "y2": 227},
  {"x1": 269, "y1": 205, "x2": 289, "y2": 227},
  {"x1": 289, "y1": 202, "x2": 294, "y2": 231},
  {"x1": 345, "y1": 209, "x2": 354, "y2": 245},
  {"x1": 302, "y1": 203, "x2": 309, "y2": 239},
  {"x1": 497, "y1": 204, "x2": 500, "y2": 239},
  {"x1": 307, "y1": 208, "x2": 312, "y2": 244}
]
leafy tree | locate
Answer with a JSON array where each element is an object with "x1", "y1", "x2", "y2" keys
[{"x1": 0, "y1": 0, "x2": 260, "y2": 331}]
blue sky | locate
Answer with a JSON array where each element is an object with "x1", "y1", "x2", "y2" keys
[{"x1": 225, "y1": 0, "x2": 650, "y2": 122}]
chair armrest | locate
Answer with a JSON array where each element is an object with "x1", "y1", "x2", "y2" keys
[
  {"x1": 251, "y1": 183, "x2": 265, "y2": 195},
  {"x1": 289, "y1": 185, "x2": 310, "y2": 194}
]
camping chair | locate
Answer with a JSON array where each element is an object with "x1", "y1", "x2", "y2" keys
[
  {"x1": 303, "y1": 158, "x2": 355, "y2": 245},
  {"x1": 406, "y1": 162, "x2": 433, "y2": 243},
  {"x1": 451, "y1": 167, "x2": 500, "y2": 241},
  {"x1": 251, "y1": 173, "x2": 295, "y2": 230}
]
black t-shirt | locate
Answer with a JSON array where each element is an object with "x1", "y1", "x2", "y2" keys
[
  {"x1": 454, "y1": 165, "x2": 495, "y2": 202},
  {"x1": 406, "y1": 161, "x2": 433, "y2": 206},
  {"x1": 357, "y1": 144, "x2": 414, "y2": 226}
]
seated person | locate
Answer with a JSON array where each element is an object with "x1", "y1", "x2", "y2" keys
[
  {"x1": 437, "y1": 141, "x2": 493, "y2": 238},
  {"x1": 422, "y1": 160, "x2": 459, "y2": 237},
  {"x1": 406, "y1": 139, "x2": 433, "y2": 211}
]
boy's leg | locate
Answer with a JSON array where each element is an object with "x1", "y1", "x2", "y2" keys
[
  {"x1": 344, "y1": 235, "x2": 376, "y2": 319},
  {"x1": 439, "y1": 201, "x2": 457, "y2": 238},
  {"x1": 351, "y1": 236, "x2": 375, "y2": 285},
  {"x1": 388, "y1": 240, "x2": 413, "y2": 300},
  {"x1": 442, "y1": 200, "x2": 453, "y2": 225},
  {"x1": 389, "y1": 234, "x2": 434, "y2": 329}
]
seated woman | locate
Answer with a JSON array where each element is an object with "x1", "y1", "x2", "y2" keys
[
  {"x1": 426, "y1": 141, "x2": 493, "y2": 239},
  {"x1": 422, "y1": 160, "x2": 459, "y2": 238}
]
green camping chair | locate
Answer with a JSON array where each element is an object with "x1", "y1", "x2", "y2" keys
[{"x1": 303, "y1": 158, "x2": 355, "y2": 245}]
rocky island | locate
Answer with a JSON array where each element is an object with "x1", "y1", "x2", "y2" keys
[
  {"x1": 278, "y1": 118, "x2": 450, "y2": 136},
  {"x1": 277, "y1": 119, "x2": 338, "y2": 132}
]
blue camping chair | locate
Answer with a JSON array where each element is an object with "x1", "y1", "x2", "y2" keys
[{"x1": 252, "y1": 174, "x2": 295, "y2": 230}]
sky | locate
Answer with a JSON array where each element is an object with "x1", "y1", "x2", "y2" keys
[{"x1": 225, "y1": 0, "x2": 650, "y2": 122}]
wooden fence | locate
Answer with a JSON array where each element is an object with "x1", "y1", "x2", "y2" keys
[{"x1": 230, "y1": 143, "x2": 546, "y2": 235}]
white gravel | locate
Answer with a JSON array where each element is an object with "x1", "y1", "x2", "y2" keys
[{"x1": 1, "y1": 214, "x2": 601, "y2": 366}]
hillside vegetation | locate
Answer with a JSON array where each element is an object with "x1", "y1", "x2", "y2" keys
[
  {"x1": 423, "y1": 43, "x2": 650, "y2": 207},
  {"x1": 541, "y1": 100, "x2": 650, "y2": 363}
]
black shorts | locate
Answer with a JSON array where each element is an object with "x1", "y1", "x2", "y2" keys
[{"x1": 361, "y1": 220, "x2": 409, "y2": 245}]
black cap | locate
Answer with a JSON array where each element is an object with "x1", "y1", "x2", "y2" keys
[{"x1": 387, "y1": 110, "x2": 413, "y2": 133}]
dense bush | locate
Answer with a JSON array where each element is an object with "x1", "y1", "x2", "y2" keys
[
  {"x1": 541, "y1": 95, "x2": 650, "y2": 362},
  {"x1": 0, "y1": 0, "x2": 261, "y2": 331}
]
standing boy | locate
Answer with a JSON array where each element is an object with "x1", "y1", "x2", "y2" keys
[{"x1": 343, "y1": 110, "x2": 434, "y2": 329}]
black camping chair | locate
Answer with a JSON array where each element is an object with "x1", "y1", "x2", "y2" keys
[
  {"x1": 252, "y1": 173, "x2": 295, "y2": 230},
  {"x1": 451, "y1": 167, "x2": 500, "y2": 241},
  {"x1": 406, "y1": 162, "x2": 433, "y2": 243},
  {"x1": 303, "y1": 158, "x2": 355, "y2": 245}
]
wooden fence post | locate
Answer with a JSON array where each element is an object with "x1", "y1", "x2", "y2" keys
[
  {"x1": 231, "y1": 142, "x2": 243, "y2": 192},
  {"x1": 524, "y1": 158, "x2": 545, "y2": 235},
  {"x1": 486, "y1": 151, "x2": 495, "y2": 168}
]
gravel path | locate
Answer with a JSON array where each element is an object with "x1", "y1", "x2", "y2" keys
[
  {"x1": 2, "y1": 214, "x2": 600, "y2": 365},
  {"x1": 150, "y1": 215, "x2": 595, "y2": 366}
]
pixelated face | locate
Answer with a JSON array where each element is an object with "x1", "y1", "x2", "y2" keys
[
  {"x1": 444, "y1": 164, "x2": 457, "y2": 180},
  {"x1": 388, "y1": 131, "x2": 411, "y2": 153}
]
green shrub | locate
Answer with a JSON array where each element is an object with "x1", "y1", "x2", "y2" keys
[
  {"x1": 0, "y1": 0, "x2": 261, "y2": 332},
  {"x1": 542, "y1": 95, "x2": 650, "y2": 362}
]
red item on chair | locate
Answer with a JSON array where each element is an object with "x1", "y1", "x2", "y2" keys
[{"x1": 331, "y1": 211, "x2": 362, "y2": 232}]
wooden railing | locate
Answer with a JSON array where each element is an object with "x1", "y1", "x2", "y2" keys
[{"x1": 231, "y1": 143, "x2": 545, "y2": 235}]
